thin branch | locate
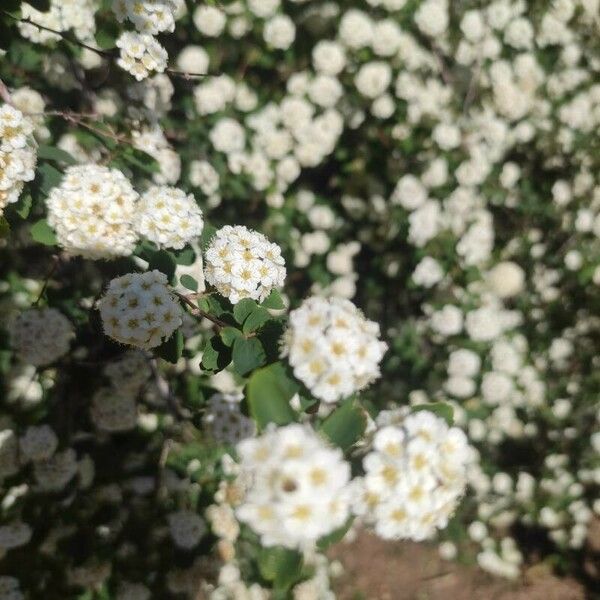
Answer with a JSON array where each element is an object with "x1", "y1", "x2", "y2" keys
[
  {"x1": 33, "y1": 255, "x2": 61, "y2": 306},
  {"x1": 175, "y1": 292, "x2": 228, "y2": 329}
]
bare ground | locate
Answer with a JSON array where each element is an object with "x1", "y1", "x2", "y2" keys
[{"x1": 329, "y1": 530, "x2": 587, "y2": 600}]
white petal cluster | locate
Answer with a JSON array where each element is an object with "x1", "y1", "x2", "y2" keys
[
  {"x1": 45, "y1": 164, "x2": 139, "y2": 259},
  {"x1": 204, "y1": 225, "x2": 286, "y2": 304},
  {"x1": 19, "y1": 425, "x2": 58, "y2": 463},
  {"x1": 132, "y1": 126, "x2": 181, "y2": 184},
  {"x1": 98, "y1": 270, "x2": 183, "y2": 350},
  {"x1": 202, "y1": 393, "x2": 255, "y2": 446},
  {"x1": 33, "y1": 448, "x2": 78, "y2": 492},
  {"x1": 103, "y1": 350, "x2": 151, "y2": 396},
  {"x1": 91, "y1": 388, "x2": 138, "y2": 433},
  {"x1": 113, "y1": 0, "x2": 181, "y2": 35},
  {"x1": 19, "y1": 0, "x2": 97, "y2": 45},
  {"x1": 0, "y1": 522, "x2": 32, "y2": 551},
  {"x1": 235, "y1": 424, "x2": 351, "y2": 550},
  {"x1": 0, "y1": 105, "x2": 37, "y2": 214},
  {"x1": 116, "y1": 32, "x2": 168, "y2": 81},
  {"x1": 135, "y1": 186, "x2": 204, "y2": 250},
  {"x1": 10, "y1": 308, "x2": 74, "y2": 367},
  {"x1": 282, "y1": 297, "x2": 387, "y2": 403},
  {"x1": 0, "y1": 577, "x2": 23, "y2": 600},
  {"x1": 353, "y1": 411, "x2": 470, "y2": 541},
  {"x1": 167, "y1": 510, "x2": 207, "y2": 549}
]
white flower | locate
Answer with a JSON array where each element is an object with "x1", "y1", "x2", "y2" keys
[
  {"x1": 203, "y1": 393, "x2": 256, "y2": 445},
  {"x1": 112, "y1": 0, "x2": 180, "y2": 35},
  {"x1": 91, "y1": 388, "x2": 138, "y2": 432},
  {"x1": 10, "y1": 308, "x2": 74, "y2": 366},
  {"x1": 236, "y1": 424, "x2": 351, "y2": 549},
  {"x1": 0, "y1": 105, "x2": 37, "y2": 214},
  {"x1": 264, "y1": 15, "x2": 296, "y2": 50},
  {"x1": 204, "y1": 225, "x2": 286, "y2": 304},
  {"x1": 189, "y1": 160, "x2": 220, "y2": 195},
  {"x1": 412, "y1": 257, "x2": 444, "y2": 287},
  {"x1": 282, "y1": 296, "x2": 387, "y2": 403},
  {"x1": 132, "y1": 126, "x2": 181, "y2": 185},
  {"x1": 193, "y1": 5, "x2": 226, "y2": 37},
  {"x1": 97, "y1": 270, "x2": 183, "y2": 350},
  {"x1": 0, "y1": 522, "x2": 32, "y2": 551},
  {"x1": 19, "y1": 425, "x2": 58, "y2": 462},
  {"x1": 312, "y1": 41, "x2": 346, "y2": 75},
  {"x1": 209, "y1": 118, "x2": 246, "y2": 154},
  {"x1": 116, "y1": 32, "x2": 168, "y2": 81},
  {"x1": 355, "y1": 411, "x2": 470, "y2": 541},
  {"x1": 430, "y1": 305, "x2": 463, "y2": 337},
  {"x1": 176, "y1": 45, "x2": 209, "y2": 73},
  {"x1": 136, "y1": 186, "x2": 204, "y2": 250},
  {"x1": 46, "y1": 164, "x2": 139, "y2": 259},
  {"x1": 391, "y1": 175, "x2": 428, "y2": 210},
  {"x1": 355, "y1": 62, "x2": 392, "y2": 99},
  {"x1": 168, "y1": 510, "x2": 207, "y2": 549},
  {"x1": 339, "y1": 10, "x2": 373, "y2": 49},
  {"x1": 415, "y1": 0, "x2": 449, "y2": 37},
  {"x1": 486, "y1": 261, "x2": 525, "y2": 298}
]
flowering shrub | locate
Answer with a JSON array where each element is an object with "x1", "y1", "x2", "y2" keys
[{"x1": 0, "y1": 0, "x2": 599, "y2": 598}]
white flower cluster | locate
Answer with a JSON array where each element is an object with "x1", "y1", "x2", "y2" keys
[
  {"x1": 283, "y1": 297, "x2": 387, "y2": 403},
  {"x1": 45, "y1": 164, "x2": 139, "y2": 259},
  {"x1": 103, "y1": 350, "x2": 151, "y2": 396},
  {"x1": 113, "y1": 0, "x2": 182, "y2": 35},
  {"x1": 204, "y1": 225, "x2": 286, "y2": 304},
  {"x1": 19, "y1": 0, "x2": 97, "y2": 45},
  {"x1": 116, "y1": 32, "x2": 168, "y2": 81},
  {"x1": 353, "y1": 411, "x2": 471, "y2": 541},
  {"x1": 91, "y1": 387, "x2": 138, "y2": 433},
  {"x1": 0, "y1": 105, "x2": 37, "y2": 214},
  {"x1": 202, "y1": 393, "x2": 255, "y2": 446},
  {"x1": 0, "y1": 522, "x2": 32, "y2": 552},
  {"x1": 0, "y1": 576, "x2": 23, "y2": 600},
  {"x1": 167, "y1": 510, "x2": 207, "y2": 550},
  {"x1": 235, "y1": 424, "x2": 351, "y2": 549},
  {"x1": 132, "y1": 126, "x2": 181, "y2": 185},
  {"x1": 97, "y1": 270, "x2": 183, "y2": 350},
  {"x1": 10, "y1": 308, "x2": 74, "y2": 367},
  {"x1": 135, "y1": 186, "x2": 204, "y2": 250}
]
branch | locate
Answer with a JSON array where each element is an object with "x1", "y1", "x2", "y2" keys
[{"x1": 175, "y1": 292, "x2": 229, "y2": 329}]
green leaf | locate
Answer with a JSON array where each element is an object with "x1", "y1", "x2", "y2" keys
[
  {"x1": 319, "y1": 400, "x2": 367, "y2": 451},
  {"x1": 317, "y1": 516, "x2": 354, "y2": 551},
  {"x1": 179, "y1": 274, "x2": 198, "y2": 292},
  {"x1": 36, "y1": 144, "x2": 78, "y2": 165},
  {"x1": 246, "y1": 362, "x2": 297, "y2": 429},
  {"x1": 30, "y1": 219, "x2": 57, "y2": 246},
  {"x1": 122, "y1": 148, "x2": 160, "y2": 175},
  {"x1": 155, "y1": 329, "x2": 183, "y2": 364},
  {"x1": 243, "y1": 307, "x2": 271, "y2": 334},
  {"x1": 232, "y1": 337, "x2": 266, "y2": 376},
  {"x1": 148, "y1": 249, "x2": 177, "y2": 283},
  {"x1": 37, "y1": 163, "x2": 63, "y2": 192},
  {"x1": 411, "y1": 402, "x2": 454, "y2": 425},
  {"x1": 15, "y1": 194, "x2": 33, "y2": 219},
  {"x1": 199, "y1": 222, "x2": 216, "y2": 250},
  {"x1": 201, "y1": 335, "x2": 231, "y2": 371},
  {"x1": 233, "y1": 298, "x2": 257, "y2": 325},
  {"x1": 258, "y1": 547, "x2": 303, "y2": 591},
  {"x1": 0, "y1": 216, "x2": 10, "y2": 238},
  {"x1": 220, "y1": 326, "x2": 242, "y2": 347},
  {"x1": 261, "y1": 289, "x2": 285, "y2": 310},
  {"x1": 174, "y1": 247, "x2": 196, "y2": 265}
]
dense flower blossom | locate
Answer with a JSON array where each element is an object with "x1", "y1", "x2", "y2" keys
[
  {"x1": 202, "y1": 393, "x2": 255, "y2": 445},
  {"x1": 353, "y1": 411, "x2": 471, "y2": 540},
  {"x1": 204, "y1": 225, "x2": 286, "y2": 304},
  {"x1": 9, "y1": 308, "x2": 74, "y2": 367},
  {"x1": 45, "y1": 164, "x2": 139, "y2": 258},
  {"x1": 135, "y1": 186, "x2": 204, "y2": 250},
  {"x1": 98, "y1": 271, "x2": 183, "y2": 349},
  {"x1": 235, "y1": 424, "x2": 351, "y2": 549},
  {"x1": 116, "y1": 32, "x2": 168, "y2": 81},
  {"x1": 283, "y1": 297, "x2": 387, "y2": 403}
]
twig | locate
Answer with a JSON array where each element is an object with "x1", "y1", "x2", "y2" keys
[
  {"x1": 33, "y1": 255, "x2": 61, "y2": 306},
  {"x1": 175, "y1": 292, "x2": 228, "y2": 329}
]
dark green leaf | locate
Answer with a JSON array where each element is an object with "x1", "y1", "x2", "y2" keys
[
  {"x1": 148, "y1": 250, "x2": 177, "y2": 283},
  {"x1": 25, "y1": 0, "x2": 51, "y2": 10},
  {"x1": 319, "y1": 400, "x2": 367, "y2": 451},
  {"x1": 15, "y1": 194, "x2": 33, "y2": 218},
  {"x1": 0, "y1": 216, "x2": 10, "y2": 238},
  {"x1": 30, "y1": 219, "x2": 57, "y2": 246},
  {"x1": 179, "y1": 274, "x2": 198, "y2": 292},
  {"x1": 122, "y1": 148, "x2": 160, "y2": 175},
  {"x1": 155, "y1": 329, "x2": 183, "y2": 364},
  {"x1": 411, "y1": 402, "x2": 454, "y2": 425},
  {"x1": 220, "y1": 326, "x2": 242, "y2": 347},
  {"x1": 233, "y1": 298, "x2": 257, "y2": 325},
  {"x1": 37, "y1": 144, "x2": 78, "y2": 165},
  {"x1": 261, "y1": 289, "x2": 285, "y2": 310},
  {"x1": 201, "y1": 335, "x2": 231, "y2": 371},
  {"x1": 317, "y1": 517, "x2": 354, "y2": 551},
  {"x1": 232, "y1": 337, "x2": 266, "y2": 376},
  {"x1": 246, "y1": 362, "x2": 297, "y2": 428},
  {"x1": 243, "y1": 307, "x2": 271, "y2": 334},
  {"x1": 258, "y1": 547, "x2": 303, "y2": 591},
  {"x1": 199, "y1": 222, "x2": 216, "y2": 250},
  {"x1": 37, "y1": 163, "x2": 63, "y2": 192},
  {"x1": 174, "y1": 247, "x2": 196, "y2": 265}
]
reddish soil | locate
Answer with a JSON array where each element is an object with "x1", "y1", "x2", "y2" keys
[{"x1": 330, "y1": 530, "x2": 586, "y2": 600}]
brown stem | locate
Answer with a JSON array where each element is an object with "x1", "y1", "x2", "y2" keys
[{"x1": 175, "y1": 292, "x2": 229, "y2": 329}]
